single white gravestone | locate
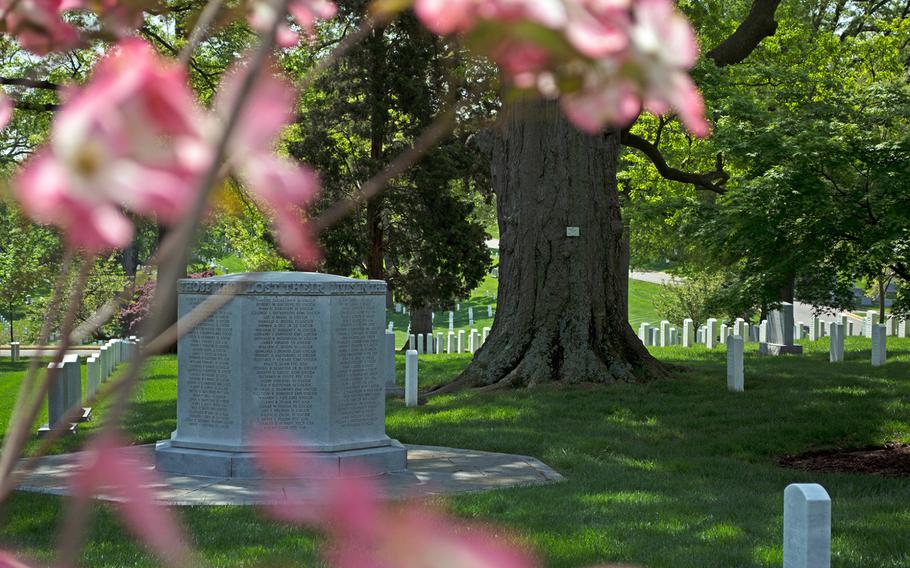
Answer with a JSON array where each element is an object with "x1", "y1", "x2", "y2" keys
[
  {"x1": 638, "y1": 322, "x2": 650, "y2": 344},
  {"x1": 759, "y1": 320, "x2": 768, "y2": 343},
  {"x1": 872, "y1": 324, "x2": 887, "y2": 367},
  {"x1": 719, "y1": 324, "x2": 728, "y2": 347},
  {"x1": 682, "y1": 319, "x2": 694, "y2": 347},
  {"x1": 660, "y1": 320, "x2": 670, "y2": 347},
  {"x1": 10, "y1": 341, "x2": 19, "y2": 362},
  {"x1": 435, "y1": 332, "x2": 443, "y2": 354},
  {"x1": 829, "y1": 323, "x2": 844, "y2": 363},
  {"x1": 457, "y1": 330, "x2": 465, "y2": 354},
  {"x1": 783, "y1": 484, "x2": 831, "y2": 568},
  {"x1": 795, "y1": 322, "x2": 805, "y2": 341},
  {"x1": 447, "y1": 331, "x2": 455, "y2": 354},
  {"x1": 469, "y1": 329, "x2": 479, "y2": 353},
  {"x1": 899, "y1": 319, "x2": 908, "y2": 338},
  {"x1": 384, "y1": 331, "x2": 398, "y2": 392},
  {"x1": 487, "y1": 305, "x2": 493, "y2": 318},
  {"x1": 417, "y1": 334, "x2": 425, "y2": 355},
  {"x1": 405, "y1": 350, "x2": 418, "y2": 408},
  {"x1": 448, "y1": 311, "x2": 454, "y2": 331},
  {"x1": 863, "y1": 310, "x2": 876, "y2": 337},
  {"x1": 726, "y1": 335, "x2": 744, "y2": 392},
  {"x1": 733, "y1": 318, "x2": 745, "y2": 337},
  {"x1": 86, "y1": 355, "x2": 101, "y2": 397},
  {"x1": 409, "y1": 334, "x2": 416, "y2": 351},
  {"x1": 482, "y1": 327, "x2": 490, "y2": 343},
  {"x1": 706, "y1": 318, "x2": 718, "y2": 349},
  {"x1": 697, "y1": 327, "x2": 705, "y2": 345}
]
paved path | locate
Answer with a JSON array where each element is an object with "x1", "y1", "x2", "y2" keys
[
  {"x1": 16, "y1": 444, "x2": 564, "y2": 506},
  {"x1": 630, "y1": 271, "x2": 864, "y2": 326},
  {"x1": 0, "y1": 347, "x2": 100, "y2": 358}
]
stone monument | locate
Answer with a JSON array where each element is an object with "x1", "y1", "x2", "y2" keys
[{"x1": 155, "y1": 272, "x2": 407, "y2": 478}]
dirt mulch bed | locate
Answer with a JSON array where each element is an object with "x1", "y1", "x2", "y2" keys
[{"x1": 779, "y1": 443, "x2": 910, "y2": 477}]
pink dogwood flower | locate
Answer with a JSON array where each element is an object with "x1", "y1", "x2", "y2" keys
[
  {"x1": 256, "y1": 431, "x2": 538, "y2": 568},
  {"x1": 69, "y1": 435, "x2": 193, "y2": 566},
  {"x1": 215, "y1": 63, "x2": 321, "y2": 265},
  {"x1": 0, "y1": 92, "x2": 12, "y2": 130},
  {"x1": 412, "y1": 0, "x2": 709, "y2": 137},
  {"x1": 1, "y1": 0, "x2": 80, "y2": 54},
  {"x1": 249, "y1": 0, "x2": 337, "y2": 48},
  {"x1": 14, "y1": 39, "x2": 206, "y2": 251}
]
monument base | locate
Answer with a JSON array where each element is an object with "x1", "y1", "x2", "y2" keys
[
  {"x1": 759, "y1": 343, "x2": 804, "y2": 356},
  {"x1": 155, "y1": 440, "x2": 408, "y2": 479},
  {"x1": 37, "y1": 422, "x2": 78, "y2": 437}
]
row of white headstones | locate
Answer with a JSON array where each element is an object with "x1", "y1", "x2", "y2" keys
[
  {"x1": 38, "y1": 337, "x2": 141, "y2": 436},
  {"x1": 639, "y1": 312, "x2": 908, "y2": 350},
  {"x1": 391, "y1": 305, "x2": 496, "y2": 331},
  {"x1": 401, "y1": 328, "x2": 492, "y2": 356}
]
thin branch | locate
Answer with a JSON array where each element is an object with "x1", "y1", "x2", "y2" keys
[{"x1": 620, "y1": 131, "x2": 729, "y2": 193}]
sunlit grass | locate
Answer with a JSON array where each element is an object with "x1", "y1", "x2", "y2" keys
[{"x1": 1, "y1": 336, "x2": 909, "y2": 566}]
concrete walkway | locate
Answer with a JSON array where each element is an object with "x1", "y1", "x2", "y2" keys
[{"x1": 16, "y1": 444, "x2": 564, "y2": 506}]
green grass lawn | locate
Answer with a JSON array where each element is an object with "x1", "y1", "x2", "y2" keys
[{"x1": 1, "y1": 336, "x2": 909, "y2": 566}]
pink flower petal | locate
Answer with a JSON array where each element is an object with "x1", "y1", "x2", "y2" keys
[{"x1": 69, "y1": 435, "x2": 192, "y2": 566}]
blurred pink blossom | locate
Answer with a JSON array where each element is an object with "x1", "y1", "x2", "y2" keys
[
  {"x1": 215, "y1": 64, "x2": 321, "y2": 265},
  {"x1": 69, "y1": 435, "x2": 192, "y2": 566},
  {"x1": 14, "y1": 39, "x2": 205, "y2": 251},
  {"x1": 1, "y1": 0, "x2": 80, "y2": 54},
  {"x1": 412, "y1": 0, "x2": 709, "y2": 136},
  {"x1": 256, "y1": 431, "x2": 538, "y2": 568},
  {"x1": 0, "y1": 92, "x2": 12, "y2": 130},
  {"x1": 249, "y1": 0, "x2": 337, "y2": 48}
]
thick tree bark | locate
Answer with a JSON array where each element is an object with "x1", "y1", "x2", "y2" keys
[
  {"x1": 441, "y1": 101, "x2": 665, "y2": 391},
  {"x1": 410, "y1": 306, "x2": 432, "y2": 337},
  {"x1": 366, "y1": 27, "x2": 387, "y2": 284}
]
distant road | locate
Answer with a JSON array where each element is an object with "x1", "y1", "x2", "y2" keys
[{"x1": 629, "y1": 271, "x2": 862, "y2": 324}]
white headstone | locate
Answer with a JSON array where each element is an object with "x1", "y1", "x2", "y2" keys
[
  {"x1": 733, "y1": 318, "x2": 745, "y2": 337},
  {"x1": 417, "y1": 334, "x2": 425, "y2": 355},
  {"x1": 872, "y1": 324, "x2": 887, "y2": 366},
  {"x1": 682, "y1": 319, "x2": 694, "y2": 347},
  {"x1": 783, "y1": 484, "x2": 831, "y2": 568},
  {"x1": 660, "y1": 321, "x2": 670, "y2": 347},
  {"x1": 487, "y1": 305, "x2": 493, "y2": 318},
  {"x1": 726, "y1": 335, "x2": 744, "y2": 392},
  {"x1": 795, "y1": 322, "x2": 805, "y2": 340},
  {"x1": 86, "y1": 355, "x2": 101, "y2": 397},
  {"x1": 435, "y1": 332, "x2": 443, "y2": 354},
  {"x1": 10, "y1": 341, "x2": 20, "y2": 362},
  {"x1": 405, "y1": 350, "x2": 418, "y2": 408},
  {"x1": 384, "y1": 331, "x2": 397, "y2": 389},
  {"x1": 706, "y1": 319, "x2": 718, "y2": 349},
  {"x1": 829, "y1": 323, "x2": 844, "y2": 363},
  {"x1": 899, "y1": 319, "x2": 908, "y2": 338},
  {"x1": 719, "y1": 324, "x2": 728, "y2": 347},
  {"x1": 809, "y1": 317, "x2": 820, "y2": 341},
  {"x1": 864, "y1": 310, "x2": 877, "y2": 337},
  {"x1": 759, "y1": 320, "x2": 768, "y2": 343},
  {"x1": 638, "y1": 322, "x2": 650, "y2": 344},
  {"x1": 469, "y1": 329, "x2": 479, "y2": 353},
  {"x1": 447, "y1": 331, "x2": 455, "y2": 354},
  {"x1": 457, "y1": 330, "x2": 465, "y2": 354},
  {"x1": 482, "y1": 327, "x2": 490, "y2": 343}
]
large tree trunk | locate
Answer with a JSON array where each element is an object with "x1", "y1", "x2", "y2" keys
[{"x1": 441, "y1": 101, "x2": 665, "y2": 390}]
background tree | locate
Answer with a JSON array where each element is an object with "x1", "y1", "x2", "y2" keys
[
  {"x1": 449, "y1": 0, "x2": 786, "y2": 390},
  {"x1": 0, "y1": 205, "x2": 58, "y2": 342}
]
